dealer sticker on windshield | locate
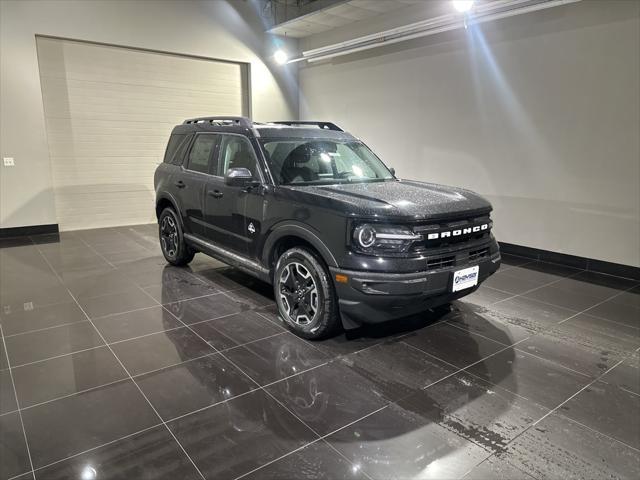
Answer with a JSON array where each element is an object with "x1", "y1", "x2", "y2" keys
[{"x1": 452, "y1": 265, "x2": 480, "y2": 292}]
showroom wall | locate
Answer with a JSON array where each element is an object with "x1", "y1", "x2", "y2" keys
[
  {"x1": 299, "y1": 0, "x2": 640, "y2": 267},
  {"x1": 0, "y1": 0, "x2": 297, "y2": 230}
]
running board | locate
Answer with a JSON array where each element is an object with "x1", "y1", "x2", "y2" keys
[{"x1": 184, "y1": 234, "x2": 271, "y2": 282}]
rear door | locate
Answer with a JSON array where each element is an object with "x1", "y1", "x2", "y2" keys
[
  {"x1": 203, "y1": 134, "x2": 263, "y2": 256},
  {"x1": 177, "y1": 133, "x2": 219, "y2": 237}
]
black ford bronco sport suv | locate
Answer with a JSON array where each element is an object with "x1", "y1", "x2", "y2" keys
[{"x1": 155, "y1": 117, "x2": 500, "y2": 339}]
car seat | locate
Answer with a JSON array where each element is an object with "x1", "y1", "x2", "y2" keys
[
  {"x1": 280, "y1": 144, "x2": 319, "y2": 184},
  {"x1": 228, "y1": 142, "x2": 256, "y2": 176}
]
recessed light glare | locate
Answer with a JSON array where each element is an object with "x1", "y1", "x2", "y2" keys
[
  {"x1": 81, "y1": 466, "x2": 97, "y2": 480},
  {"x1": 274, "y1": 49, "x2": 288, "y2": 65},
  {"x1": 452, "y1": 0, "x2": 474, "y2": 13}
]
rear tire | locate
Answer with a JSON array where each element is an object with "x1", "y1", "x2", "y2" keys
[
  {"x1": 159, "y1": 207, "x2": 195, "y2": 266},
  {"x1": 274, "y1": 247, "x2": 339, "y2": 340}
]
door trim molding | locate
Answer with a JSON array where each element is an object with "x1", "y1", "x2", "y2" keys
[{"x1": 184, "y1": 233, "x2": 269, "y2": 279}]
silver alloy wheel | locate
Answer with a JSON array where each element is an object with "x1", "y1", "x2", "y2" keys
[
  {"x1": 278, "y1": 262, "x2": 319, "y2": 325},
  {"x1": 160, "y1": 215, "x2": 178, "y2": 257}
]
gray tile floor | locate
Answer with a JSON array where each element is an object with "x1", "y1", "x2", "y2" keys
[{"x1": 0, "y1": 224, "x2": 638, "y2": 480}]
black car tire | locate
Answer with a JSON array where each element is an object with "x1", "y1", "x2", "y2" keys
[
  {"x1": 274, "y1": 247, "x2": 339, "y2": 340},
  {"x1": 159, "y1": 207, "x2": 195, "y2": 266}
]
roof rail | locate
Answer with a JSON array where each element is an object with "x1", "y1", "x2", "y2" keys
[
  {"x1": 272, "y1": 121, "x2": 343, "y2": 132},
  {"x1": 183, "y1": 116, "x2": 253, "y2": 128}
]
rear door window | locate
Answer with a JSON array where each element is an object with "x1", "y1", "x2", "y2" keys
[{"x1": 187, "y1": 134, "x2": 218, "y2": 174}]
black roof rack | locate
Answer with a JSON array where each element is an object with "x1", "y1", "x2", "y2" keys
[
  {"x1": 272, "y1": 121, "x2": 343, "y2": 132},
  {"x1": 183, "y1": 116, "x2": 252, "y2": 128}
]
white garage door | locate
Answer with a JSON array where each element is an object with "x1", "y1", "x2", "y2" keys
[{"x1": 36, "y1": 36, "x2": 248, "y2": 231}]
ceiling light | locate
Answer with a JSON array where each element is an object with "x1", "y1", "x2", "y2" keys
[
  {"x1": 452, "y1": 0, "x2": 475, "y2": 13},
  {"x1": 274, "y1": 49, "x2": 288, "y2": 65}
]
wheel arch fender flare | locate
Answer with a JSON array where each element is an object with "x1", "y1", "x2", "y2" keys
[
  {"x1": 262, "y1": 222, "x2": 339, "y2": 270},
  {"x1": 155, "y1": 192, "x2": 181, "y2": 219}
]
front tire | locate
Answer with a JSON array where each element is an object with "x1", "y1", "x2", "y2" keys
[
  {"x1": 159, "y1": 207, "x2": 195, "y2": 266},
  {"x1": 274, "y1": 247, "x2": 339, "y2": 340}
]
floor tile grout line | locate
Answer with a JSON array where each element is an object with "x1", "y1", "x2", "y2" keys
[
  {"x1": 15, "y1": 377, "x2": 131, "y2": 413},
  {"x1": 490, "y1": 354, "x2": 640, "y2": 459},
  {"x1": 232, "y1": 406, "x2": 389, "y2": 480},
  {"x1": 0, "y1": 408, "x2": 20, "y2": 418},
  {"x1": 177, "y1": 313, "x2": 324, "y2": 434},
  {"x1": 32, "y1": 242, "x2": 208, "y2": 480},
  {"x1": 6, "y1": 309, "x2": 297, "y2": 463},
  {"x1": 474, "y1": 268, "x2": 640, "y2": 330},
  {"x1": 0, "y1": 324, "x2": 37, "y2": 478},
  {"x1": 2, "y1": 285, "x2": 244, "y2": 341},
  {"x1": 71, "y1": 285, "x2": 245, "y2": 323},
  {"x1": 459, "y1": 341, "x2": 617, "y2": 403},
  {"x1": 5, "y1": 318, "x2": 285, "y2": 375},
  {"x1": 7, "y1": 345, "x2": 110, "y2": 370},
  {"x1": 168, "y1": 313, "x2": 334, "y2": 446},
  {"x1": 487, "y1": 268, "x2": 586, "y2": 308},
  {"x1": 398, "y1": 339, "x2": 546, "y2": 406},
  {"x1": 555, "y1": 282, "x2": 640, "y2": 327},
  {"x1": 7, "y1": 232, "x2": 636, "y2": 478},
  {"x1": 196, "y1": 321, "x2": 375, "y2": 479},
  {"x1": 443, "y1": 318, "x2": 528, "y2": 348},
  {"x1": 442, "y1": 320, "x2": 603, "y2": 380},
  {"x1": 320, "y1": 439, "x2": 377, "y2": 480},
  {"x1": 62, "y1": 291, "x2": 207, "y2": 480},
  {"x1": 153, "y1": 345, "x2": 328, "y2": 425},
  {"x1": 230, "y1": 438, "x2": 323, "y2": 480},
  {"x1": 616, "y1": 386, "x2": 640, "y2": 398},
  {"x1": 20, "y1": 355, "x2": 342, "y2": 479},
  {"x1": 0, "y1": 297, "x2": 75, "y2": 315},
  {"x1": 75, "y1": 235, "x2": 120, "y2": 269},
  {"x1": 7, "y1": 472, "x2": 35, "y2": 480},
  {"x1": 576, "y1": 309, "x2": 640, "y2": 331},
  {"x1": 552, "y1": 409, "x2": 640, "y2": 453},
  {"x1": 26, "y1": 422, "x2": 165, "y2": 476},
  {"x1": 458, "y1": 275, "x2": 640, "y2": 344},
  {"x1": 2, "y1": 318, "x2": 94, "y2": 339}
]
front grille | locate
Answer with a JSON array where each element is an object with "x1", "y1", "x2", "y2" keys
[
  {"x1": 411, "y1": 215, "x2": 492, "y2": 252},
  {"x1": 426, "y1": 255, "x2": 456, "y2": 270},
  {"x1": 469, "y1": 247, "x2": 489, "y2": 262}
]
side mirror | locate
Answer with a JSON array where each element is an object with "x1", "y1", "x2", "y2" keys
[
  {"x1": 389, "y1": 167, "x2": 396, "y2": 176},
  {"x1": 225, "y1": 167, "x2": 253, "y2": 187}
]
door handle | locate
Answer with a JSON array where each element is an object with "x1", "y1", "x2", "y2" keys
[
  {"x1": 174, "y1": 180, "x2": 185, "y2": 188},
  {"x1": 208, "y1": 190, "x2": 223, "y2": 199}
]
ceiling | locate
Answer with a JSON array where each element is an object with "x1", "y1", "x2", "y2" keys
[{"x1": 267, "y1": 0, "x2": 425, "y2": 38}]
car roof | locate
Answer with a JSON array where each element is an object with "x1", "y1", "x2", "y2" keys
[
  {"x1": 254, "y1": 124, "x2": 356, "y2": 141},
  {"x1": 170, "y1": 117, "x2": 357, "y2": 141}
]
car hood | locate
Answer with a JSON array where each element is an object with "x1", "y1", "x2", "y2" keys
[{"x1": 301, "y1": 180, "x2": 492, "y2": 220}]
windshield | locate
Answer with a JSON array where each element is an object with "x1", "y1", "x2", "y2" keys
[{"x1": 260, "y1": 139, "x2": 394, "y2": 186}]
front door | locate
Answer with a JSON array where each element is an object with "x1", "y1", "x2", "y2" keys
[{"x1": 203, "y1": 134, "x2": 263, "y2": 256}]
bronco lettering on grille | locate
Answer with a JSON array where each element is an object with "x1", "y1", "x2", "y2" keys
[{"x1": 426, "y1": 223, "x2": 489, "y2": 240}]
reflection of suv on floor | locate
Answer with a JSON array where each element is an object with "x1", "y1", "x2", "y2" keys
[{"x1": 154, "y1": 117, "x2": 501, "y2": 339}]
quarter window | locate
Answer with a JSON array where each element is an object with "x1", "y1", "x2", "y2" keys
[
  {"x1": 187, "y1": 134, "x2": 217, "y2": 174},
  {"x1": 163, "y1": 134, "x2": 191, "y2": 165}
]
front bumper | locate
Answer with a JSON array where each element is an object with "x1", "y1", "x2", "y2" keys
[{"x1": 330, "y1": 250, "x2": 501, "y2": 328}]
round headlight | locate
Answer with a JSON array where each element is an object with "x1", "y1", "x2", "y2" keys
[{"x1": 354, "y1": 224, "x2": 376, "y2": 248}]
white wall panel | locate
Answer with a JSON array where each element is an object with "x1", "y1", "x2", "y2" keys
[
  {"x1": 36, "y1": 37, "x2": 247, "y2": 230},
  {"x1": 299, "y1": 1, "x2": 640, "y2": 267}
]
